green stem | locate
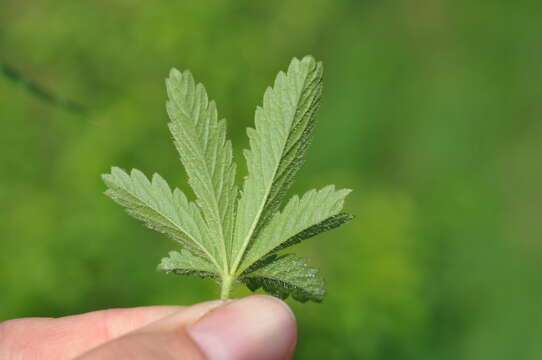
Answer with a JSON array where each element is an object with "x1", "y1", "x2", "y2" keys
[{"x1": 220, "y1": 274, "x2": 234, "y2": 300}]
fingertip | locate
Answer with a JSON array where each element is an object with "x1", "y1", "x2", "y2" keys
[
  {"x1": 248, "y1": 295, "x2": 296, "y2": 323},
  {"x1": 188, "y1": 295, "x2": 297, "y2": 360}
]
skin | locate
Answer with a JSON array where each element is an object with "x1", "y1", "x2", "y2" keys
[{"x1": 0, "y1": 295, "x2": 297, "y2": 360}]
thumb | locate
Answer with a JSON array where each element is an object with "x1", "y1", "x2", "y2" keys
[{"x1": 76, "y1": 295, "x2": 297, "y2": 360}]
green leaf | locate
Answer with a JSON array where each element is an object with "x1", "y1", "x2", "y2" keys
[
  {"x1": 158, "y1": 250, "x2": 218, "y2": 280},
  {"x1": 272, "y1": 212, "x2": 353, "y2": 253},
  {"x1": 240, "y1": 254, "x2": 326, "y2": 303},
  {"x1": 102, "y1": 55, "x2": 352, "y2": 303},
  {"x1": 102, "y1": 167, "x2": 219, "y2": 270},
  {"x1": 166, "y1": 69, "x2": 237, "y2": 273},
  {"x1": 231, "y1": 56, "x2": 324, "y2": 274},
  {"x1": 238, "y1": 186, "x2": 352, "y2": 273}
]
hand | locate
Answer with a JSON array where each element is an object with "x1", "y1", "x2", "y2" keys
[{"x1": 0, "y1": 295, "x2": 296, "y2": 360}]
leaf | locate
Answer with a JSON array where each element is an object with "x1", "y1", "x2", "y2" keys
[
  {"x1": 238, "y1": 186, "x2": 352, "y2": 273},
  {"x1": 231, "y1": 56, "x2": 324, "y2": 274},
  {"x1": 102, "y1": 55, "x2": 352, "y2": 303},
  {"x1": 102, "y1": 167, "x2": 219, "y2": 270},
  {"x1": 158, "y1": 249, "x2": 218, "y2": 280},
  {"x1": 240, "y1": 254, "x2": 325, "y2": 303},
  {"x1": 166, "y1": 69, "x2": 237, "y2": 273},
  {"x1": 272, "y1": 212, "x2": 353, "y2": 253}
]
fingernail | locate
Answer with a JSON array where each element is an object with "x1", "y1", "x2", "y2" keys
[{"x1": 188, "y1": 295, "x2": 296, "y2": 360}]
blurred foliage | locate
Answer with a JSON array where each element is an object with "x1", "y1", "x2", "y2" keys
[{"x1": 1, "y1": 0, "x2": 541, "y2": 359}]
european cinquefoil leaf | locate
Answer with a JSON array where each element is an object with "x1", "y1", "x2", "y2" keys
[{"x1": 102, "y1": 56, "x2": 352, "y2": 303}]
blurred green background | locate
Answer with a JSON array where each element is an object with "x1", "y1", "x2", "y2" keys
[{"x1": 1, "y1": 1, "x2": 541, "y2": 358}]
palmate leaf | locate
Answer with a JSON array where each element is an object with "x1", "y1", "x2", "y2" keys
[{"x1": 102, "y1": 56, "x2": 352, "y2": 303}]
